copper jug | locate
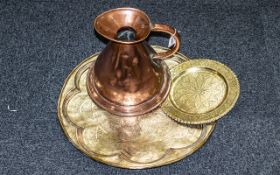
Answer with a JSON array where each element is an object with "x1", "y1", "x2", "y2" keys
[{"x1": 87, "y1": 8, "x2": 181, "y2": 116}]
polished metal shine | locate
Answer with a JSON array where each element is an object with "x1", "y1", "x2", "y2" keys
[{"x1": 87, "y1": 8, "x2": 181, "y2": 116}]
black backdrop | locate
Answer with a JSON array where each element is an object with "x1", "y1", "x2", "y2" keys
[{"x1": 1, "y1": 0, "x2": 279, "y2": 174}]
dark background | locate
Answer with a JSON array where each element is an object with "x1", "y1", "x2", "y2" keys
[{"x1": 0, "y1": 0, "x2": 279, "y2": 174}]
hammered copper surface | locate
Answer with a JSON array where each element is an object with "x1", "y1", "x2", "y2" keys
[
  {"x1": 87, "y1": 8, "x2": 181, "y2": 116},
  {"x1": 162, "y1": 59, "x2": 240, "y2": 124},
  {"x1": 57, "y1": 46, "x2": 215, "y2": 169}
]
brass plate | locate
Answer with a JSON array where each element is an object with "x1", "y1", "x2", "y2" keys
[
  {"x1": 57, "y1": 46, "x2": 215, "y2": 169},
  {"x1": 162, "y1": 59, "x2": 240, "y2": 124}
]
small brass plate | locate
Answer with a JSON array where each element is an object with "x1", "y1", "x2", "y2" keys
[
  {"x1": 162, "y1": 59, "x2": 240, "y2": 124},
  {"x1": 57, "y1": 46, "x2": 215, "y2": 169}
]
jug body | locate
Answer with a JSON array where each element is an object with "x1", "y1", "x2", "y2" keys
[
  {"x1": 93, "y1": 41, "x2": 163, "y2": 106},
  {"x1": 87, "y1": 41, "x2": 171, "y2": 116}
]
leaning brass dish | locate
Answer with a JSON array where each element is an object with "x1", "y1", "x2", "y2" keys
[
  {"x1": 162, "y1": 59, "x2": 240, "y2": 125},
  {"x1": 57, "y1": 47, "x2": 216, "y2": 169}
]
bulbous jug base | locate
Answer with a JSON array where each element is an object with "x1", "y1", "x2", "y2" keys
[{"x1": 87, "y1": 60, "x2": 171, "y2": 117}]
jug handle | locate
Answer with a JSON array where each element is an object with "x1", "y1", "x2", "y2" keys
[{"x1": 151, "y1": 24, "x2": 181, "y2": 59}]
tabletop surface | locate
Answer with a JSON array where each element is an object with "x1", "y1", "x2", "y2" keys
[{"x1": 0, "y1": 0, "x2": 279, "y2": 174}]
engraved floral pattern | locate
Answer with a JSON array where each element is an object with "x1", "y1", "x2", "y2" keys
[
  {"x1": 66, "y1": 68, "x2": 204, "y2": 162},
  {"x1": 172, "y1": 70, "x2": 227, "y2": 114}
]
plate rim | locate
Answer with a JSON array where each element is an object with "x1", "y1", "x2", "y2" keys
[{"x1": 162, "y1": 58, "x2": 240, "y2": 125}]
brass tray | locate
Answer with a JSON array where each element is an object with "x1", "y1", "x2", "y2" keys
[
  {"x1": 162, "y1": 59, "x2": 240, "y2": 124},
  {"x1": 57, "y1": 46, "x2": 215, "y2": 169}
]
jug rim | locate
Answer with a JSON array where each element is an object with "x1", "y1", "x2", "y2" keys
[{"x1": 93, "y1": 7, "x2": 153, "y2": 44}]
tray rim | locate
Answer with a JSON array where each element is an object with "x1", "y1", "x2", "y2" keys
[{"x1": 57, "y1": 46, "x2": 216, "y2": 169}]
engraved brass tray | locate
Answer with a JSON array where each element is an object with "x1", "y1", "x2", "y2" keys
[
  {"x1": 57, "y1": 46, "x2": 215, "y2": 169},
  {"x1": 162, "y1": 59, "x2": 240, "y2": 124}
]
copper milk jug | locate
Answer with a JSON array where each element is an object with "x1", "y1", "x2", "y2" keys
[{"x1": 87, "y1": 8, "x2": 181, "y2": 116}]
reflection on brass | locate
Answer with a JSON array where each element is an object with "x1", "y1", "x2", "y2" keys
[
  {"x1": 162, "y1": 59, "x2": 240, "y2": 125},
  {"x1": 87, "y1": 8, "x2": 181, "y2": 116},
  {"x1": 57, "y1": 47, "x2": 215, "y2": 169}
]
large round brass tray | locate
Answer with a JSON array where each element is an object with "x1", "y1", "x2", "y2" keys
[
  {"x1": 57, "y1": 46, "x2": 215, "y2": 169},
  {"x1": 162, "y1": 59, "x2": 240, "y2": 124}
]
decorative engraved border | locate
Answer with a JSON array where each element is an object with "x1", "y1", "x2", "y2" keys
[{"x1": 57, "y1": 46, "x2": 216, "y2": 169}]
